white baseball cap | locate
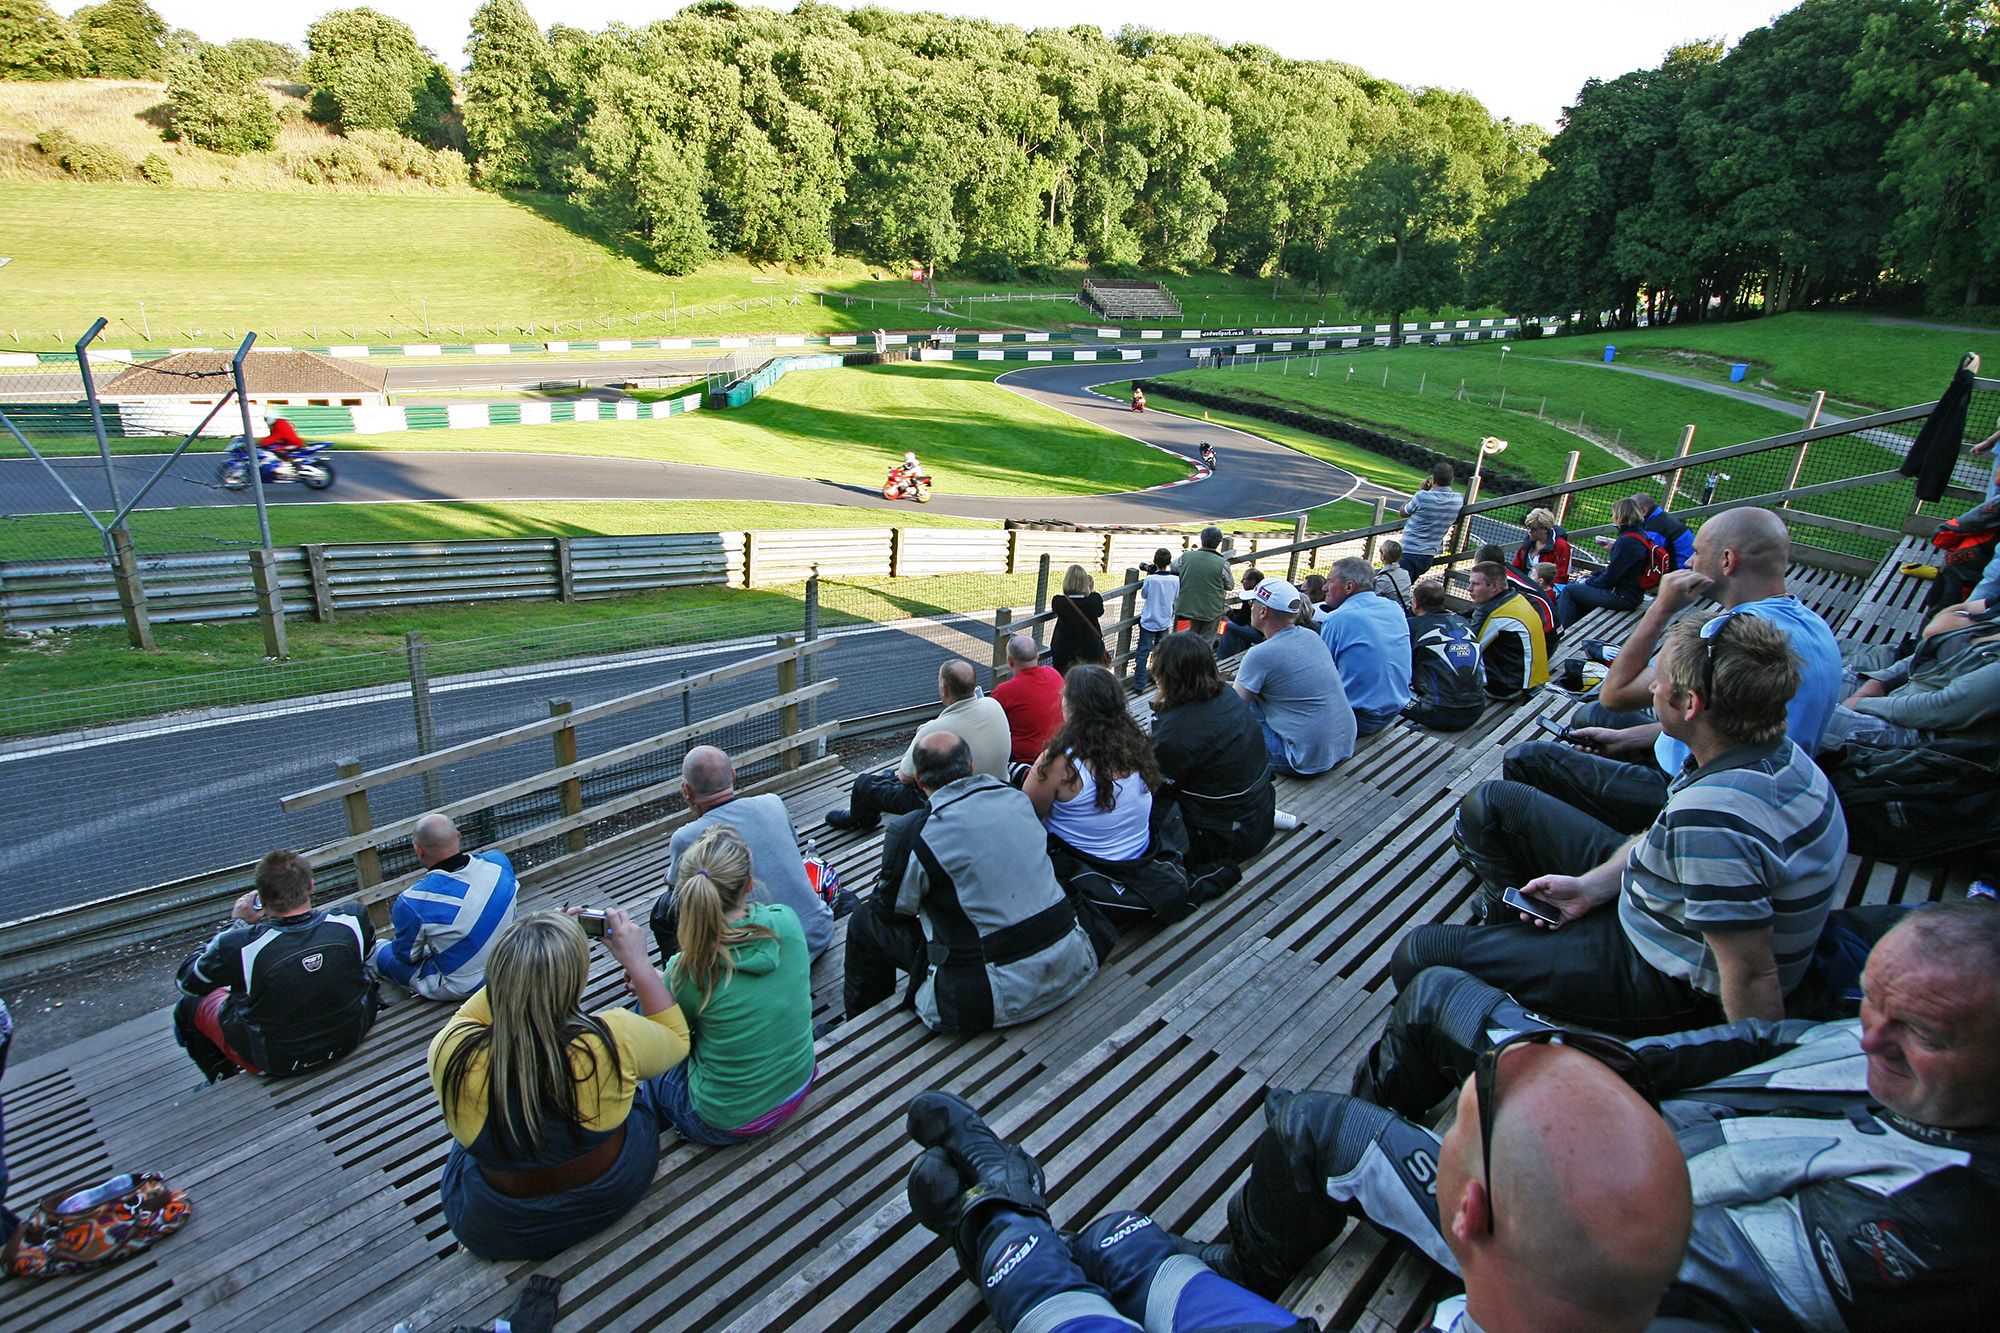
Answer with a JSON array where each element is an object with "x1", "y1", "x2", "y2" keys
[{"x1": 1253, "y1": 578, "x2": 1304, "y2": 615}]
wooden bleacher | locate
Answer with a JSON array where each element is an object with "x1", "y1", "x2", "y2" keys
[
  {"x1": 1, "y1": 546, "x2": 1966, "y2": 1332},
  {"x1": 1080, "y1": 280, "x2": 1183, "y2": 323}
]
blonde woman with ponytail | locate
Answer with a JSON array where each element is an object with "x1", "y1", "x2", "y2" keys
[
  {"x1": 655, "y1": 825, "x2": 817, "y2": 1145},
  {"x1": 428, "y1": 907, "x2": 687, "y2": 1260}
]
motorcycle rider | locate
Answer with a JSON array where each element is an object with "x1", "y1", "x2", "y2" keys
[
  {"x1": 1200, "y1": 442, "x2": 1217, "y2": 471},
  {"x1": 890, "y1": 451, "x2": 925, "y2": 498},
  {"x1": 1131, "y1": 387, "x2": 1147, "y2": 412},
  {"x1": 259, "y1": 415, "x2": 307, "y2": 473}
]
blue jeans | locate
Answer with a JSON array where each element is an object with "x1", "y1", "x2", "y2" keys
[
  {"x1": 1556, "y1": 580, "x2": 1640, "y2": 628},
  {"x1": 1353, "y1": 704, "x2": 1400, "y2": 736},
  {"x1": 1399, "y1": 552, "x2": 1436, "y2": 581},
  {"x1": 654, "y1": 1064, "x2": 749, "y2": 1147},
  {"x1": 1133, "y1": 626, "x2": 1168, "y2": 691},
  {"x1": 1252, "y1": 709, "x2": 1303, "y2": 778}
]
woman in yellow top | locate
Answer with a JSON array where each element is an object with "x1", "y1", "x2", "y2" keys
[{"x1": 427, "y1": 908, "x2": 688, "y2": 1260}]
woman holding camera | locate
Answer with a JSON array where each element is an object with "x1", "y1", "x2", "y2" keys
[
  {"x1": 656, "y1": 825, "x2": 817, "y2": 1146},
  {"x1": 429, "y1": 909, "x2": 687, "y2": 1260}
]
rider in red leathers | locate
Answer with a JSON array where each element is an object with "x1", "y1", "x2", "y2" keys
[{"x1": 259, "y1": 416, "x2": 306, "y2": 469}]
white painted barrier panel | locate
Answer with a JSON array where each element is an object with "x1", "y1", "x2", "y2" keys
[
  {"x1": 406, "y1": 344, "x2": 442, "y2": 357},
  {"x1": 473, "y1": 343, "x2": 511, "y2": 355},
  {"x1": 1140, "y1": 329, "x2": 1163, "y2": 339},
  {"x1": 0, "y1": 353, "x2": 35, "y2": 367},
  {"x1": 1120, "y1": 350, "x2": 1142, "y2": 360},
  {"x1": 520, "y1": 403, "x2": 553, "y2": 425},
  {"x1": 1024, "y1": 350, "x2": 1049, "y2": 361},
  {"x1": 1235, "y1": 343, "x2": 1256, "y2": 354},
  {"x1": 1342, "y1": 339, "x2": 1361, "y2": 348},
  {"x1": 615, "y1": 399, "x2": 640, "y2": 419},
  {"x1": 1189, "y1": 347, "x2": 1211, "y2": 358},
  {"x1": 574, "y1": 400, "x2": 600, "y2": 420},
  {"x1": 1308, "y1": 339, "x2": 1327, "y2": 350},
  {"x1": 1273, "y1": 342, "x2": 1292, "y2": 351},
  {"x1": 978, "y1": 350, "x2": 1002, "y2": 360},
  {"x1": 830, "y1": 335, "x2": 858, "y2": 346},
  {"x1": 979, "y1": 333, "x2": 1002, "y2": 343},
  {"x1": 719, "y1": 337, "x2": 749, "y2": 348},
  {"x1": 1026, "y1": 332, "x2": 1049, "y2": 342},
  {"x1": 1181, "y1": 329, "x2": 1202, "y2": 338},
  {"x1": 350, "y1": 406, "x2": 407, "y2": 434},
  {"x1": 1097, "y1": 328, "x2": 1119, "y2": 337},
  {"x1": 1074, "y1": 349, "x2": 1098, "y2": 361},
  {"x1": 545, "y1": 341, "x2": 570, "y2": 353},
  {"x1": 1373, "y1": 336, "x2": 1391, "y2": 346},
  {"x1": 916, "y1": 348, "x2": 949, "y2": 361},
  {"x1": 1480, "y1": 319, "x2": 1498, "y2": 327},
  {"x1": 775, "y1": 335, "x2": 806, "y2": 347},
  {"x1": 661, "y1": 338, "x2": 692, "y2": 349},
  {"x1": 446, "y1": 405, "x2": 487, "y2": 429},
  {"x1": 883, "y1": 334, "x2": 908, "y2": 345},
  {"x1": 600, "y1": 339, "x2": 632, "y2": 351}
]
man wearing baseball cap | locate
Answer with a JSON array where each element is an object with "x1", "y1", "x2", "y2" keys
[{"x1": 1233, "y1": 577, "x2": 1356, "y2": 778}]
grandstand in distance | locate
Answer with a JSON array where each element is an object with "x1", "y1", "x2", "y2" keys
[{"x1": 1081, "y1": 279, "x2": 1183, "y2": 322}]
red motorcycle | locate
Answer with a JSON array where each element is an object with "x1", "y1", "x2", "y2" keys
[
  {"x1": 1130, "y1": 388, "x2": 1147, "y2": 412},
  {"x1": 882, "y1": 467, "x2": 933, "y2": 502}
]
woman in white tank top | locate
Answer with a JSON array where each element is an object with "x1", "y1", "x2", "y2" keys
[{"x1": 1023, "y1": 665, "x2": 1160, "y2": 864}]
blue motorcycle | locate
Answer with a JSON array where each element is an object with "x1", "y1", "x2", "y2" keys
[{"x1": 219, "y1": 438, "x2": 336, "y2": 491}]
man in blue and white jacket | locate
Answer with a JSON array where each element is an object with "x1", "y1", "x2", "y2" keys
[{"x1": 373, "y1": 813, "x2": 517, "y2": 1000}]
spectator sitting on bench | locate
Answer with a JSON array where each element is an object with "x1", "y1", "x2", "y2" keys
[
  {"x1": 1027, "y1": 664, "x2": 1191, "y2": 934},
  {"x1": 904, "y1": 1090, "x2": 1317, "y2": 1333},
  {"x1": 1465, "y1": 561, "x2": 1549, "y2": 700},
  {"x1": 1472, "y1": 542, "x2": 1558, "y2": 648},
  {"x1": 1234, "y1": 577, "x2": 1356, "y2": 778},
  {"x1": 373, "y1": 813, "x2": 518, "y2": 1002},
  {"x1": 1302, "y1": 904, "x2": 2000, "y2": 1331},
  {"x1": 174, "y1": 850, "x2": 379, "y2": 1083},
  {"x1": 1201, "y1": 1019, "x2": 1692, "y2": 1331},
  {"x1": 1374, "y1": 539, "x2": 1414, "y2": 611},
  {"x1": 1555, "y1": 496, "x2": 1651, "y2": 628},
  {"x1": 1402, "y1": 579, "x2": 1488, "y2": 733},
  {"x1": 826, "y1": 660, "x2": 1010, "y2": 831},
  {"x1": 429, "y1": 909, "x2": 688, "y2": 1261},
  {"x1": 1318, "y1": 556, "x2": 1414, "y2": 735},
  {"x1": 991, "y1": 635, "x2": 1064, "y2": 767},
  {"x1": 1150, "y1": 631, "x2": 1276, "y2": 899},
  {"x1": 654, "y1": 826, "x2": 817, "y2": 1146},
  {"x1": 1218, "y1": 568, "x2": 1266, "y2": 658},
  {"x1": 1828, "y1": 598, "x2": 2000, "y2": 746},
  {"x1": 843, "y1": 731, "x2": 1098, "y2": 1031},
  {"x1": 651, "y1": 745, "x2": 836, "y2": 965},
  {"x1": 1400, "y1": 612, "x2": 1846, "y2": 1036}
]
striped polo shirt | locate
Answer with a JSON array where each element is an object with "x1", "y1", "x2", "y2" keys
[{"x1": 1619, "y1": 738, "x2": 1846, "y2": 997}]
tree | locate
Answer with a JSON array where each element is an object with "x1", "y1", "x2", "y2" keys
[
  {"x1": 72, "y1": 0, "x2": 166, "y2": 79},
  {"x1": 464, "y1": 0, "x2": 554, "y2": 188},
  {"x1": 164, "y1": 42, "x2": 277, "y2": 152},
  {"x1": 1332, "y1": 130, "x2": 1476, "y2": 343},
  {"x1": 632, "y1": 139, "x2": 711, "y2": 272},
  {"x1": 0, "y1": 0, "x2": 91, "y2": 80},
  {"x1": 223, "y1": 38, "x2": 300, "y2": 81},
  {"x1": 304, "y1": 7, "x2": 457, "y2": 146}
]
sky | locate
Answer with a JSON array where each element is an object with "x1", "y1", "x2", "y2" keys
[{"x1": 149, "y1": 0, "x2": 1797, "y2": 130}]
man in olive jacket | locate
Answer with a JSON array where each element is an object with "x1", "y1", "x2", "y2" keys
[{"x1": 1175, "y1": 525, "x2": 1235, "y2": 639}]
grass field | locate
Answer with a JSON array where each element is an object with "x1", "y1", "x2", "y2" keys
[{"x1": 1543, "y1": 313, "x2": 2000, "y2": 413}]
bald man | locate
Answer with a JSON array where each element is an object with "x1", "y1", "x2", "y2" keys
[
  {"x1": 1205, "y1": 1033, "x2": 1690, "y2": 1332},
  {"x1": 1506, "y1": 506, "x2": 1842, "y2": 835},
  {"x1": 372, "y1": 812, "x2": 517, "y2": 1000},
  {"x1": 827, "y1": 659, "x2": 1011, "y2": 831}
]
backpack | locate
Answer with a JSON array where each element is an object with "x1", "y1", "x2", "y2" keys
[
  {"x1": 1818, "y1": 737, "x2": 2000, "y2": 861},
  {"x1": 1644, "y1": 510, "x2": 1691, "y2": 569},
  {"x1": 1632, "y1": 531, "x2": 1673, "y2": 592}
]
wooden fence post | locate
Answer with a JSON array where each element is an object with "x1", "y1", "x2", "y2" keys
[
  {"x1": 776, "y1": 635, "x2": 801, "y2": 771},
  {"x1": 1442, "y1": 476, "x2": 1481, "y2": 584},
  {"x1": 1101, "y1": 531, "x2": 1115, "y2": 574},
  {"x1": 406, "y1": 632, "x2": 442, "y2": 809},
  {"x1": 1287, "y1": 514, "x2": 1308, "y2": 584},
  {"x1": 249, "y1": 547, "x2": 288, "y2": 659},
  {"x1": 1662, "y1": 425, "x2": 1697, "y2": 512},
  {"x1": 1005, "y1": 528, "x2": 1021, "y2": 574},
  {"x1": 555, "y1": 536, "x2": 577, "y2": 602},
  {"x1": 1552, "y1": 451, "x2": 1581, "y2": 526},
  {"x1": 546, "y1": 698, "x2": 585, "y2": 852},
  {"x1": 1115, "y1": 568, "x2": 1138, "y2": 683},
  {"x1": 1032, "y1": 554, "x2": 1051, "y2": 646},
  {"x1": 888, "y1": 527, "x2": 904, "y2": 579},
  {"x1": 742, "y1": 530, "x2": 758, "y2": 588},
  {"x1": 990, "y1": 607, "x2": 1013, "y2": 689},
  {"x1": 1780, "y1": 392, "x2": 1826, "y2": 509},
  {"x1": 107, "y1": 525, "x2": 154, "y2": 649},
  {"x1": 303, "y1": 543, "x2": 335, "y2": 622},
  {"x1": 337, "y1": 757, "x2": 386, "y2": 929},
  {"x1": 1364, "y1": 497, "x2": 1387, "y2": 561}
]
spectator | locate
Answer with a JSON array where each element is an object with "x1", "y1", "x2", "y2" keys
[
  {"x1": 1204, "y1": 1023, "x2": 1690, "y2": 1333},
  {"x1": 1374, "y1": 538, "x2": 1414, "y2": 611},
  {"x1": 1511, "y1": 506, "x2": 1572, "y2": 583},
  {"x1": 1132, "y1": 548, "x2": 1180, "y2": 692},
  {"x1": 825, "y1": 660, "x2": 1009, "y2": 831},
  {"x1": 1342, "y1": 905, "x2": 2000, "y2": 1332},
  {"x1": 373, "y1": 813, "x2": 518, "y2": 1001},
  {"x1": 1402, "y1": 613, "x2": 1845, "y2": 1034},
  {"x1": 1150, "y1": 632, "x2": 1276, "y2": 898},
  {"x1": 1026, "y1": 665, "x2": 1191, "y2": 933},
  {"x1": 1831, "y1": 599, "x2": 2000, "y2": 745},
  {"x1": 1556, "y1": 496, "x2": 1652, "y2": 628},
  {"x1": 1399, "y1": 462, "x2": 1463, "y2": 579},
  {"x1": 1514, "y1": 507, "x2": 1843, "y2": 833},
  {"x1": 1050, "y1": 565, "x2": 1105, "y2": 673},
  {"x1": 1533, "y1": 560, "x2": 1560, "y2": 599},
  {"x1": 1234, "y1": 578, "x2": 1356, "y2": 777},
  {"x1": 428, "y1": 910, "x2": 687, "y2": 1260},
  {"x1": 174, "y1": 850, "x2": 378, "y2": 1083},
  {"x1": 1635, "y1": 491, "x2": 1695, "y2": 570},
  {"x1": 842, "y1": 732, "x2": 1098, "y2": 1031},
  {"x1": 1301, "y1": 572, "x2": 1327, "y2": 606},
  {"x1": 904, "y1": 1090, "x2": 1315, "y2": 1333},
  {"x1": 655, "y1": 826, "x2": 816, "y2": 1146},
  {"x1": 1174, "y1": 525, "x2": 1234, "y2": 639},
  {"x1": 1317, "y1": 556, "x2": 1414, "y2": 735},
  {"x1": 1218, "y1": 567, "x2": 1266, "y2": 658},
  {"x1": 1403, "y1": 579, "x2": 1487, "y2": 732},
  {"x1": 991, "y1": 635, "x2": 1065, "y2": 764},
  {"x1": 650, "y1": 746, "x2": 835, "y2": 965},
  {"x1": 1474, "y1": 541, "x2": 1559, "y2": 646},
  {"x1": 1465, "y1": 561, "x2": 1549, "y2": 699}
]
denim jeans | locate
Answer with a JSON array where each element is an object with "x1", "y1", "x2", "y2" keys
[
  {"x1": 1556, "y1": 581, "x2": 1640, "y2": 629},
  {"x1": 1133, "y1": 626, "x2": 1168, "y2": 691},
  {"x1": 654, "y1": 1064, "x2": 748, "y2": 1147}
]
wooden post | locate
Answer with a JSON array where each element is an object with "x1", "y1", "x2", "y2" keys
[
  {"x1": 742, "y1": 530, "x2": 758, "y2": 588},
  {"x1": 1115, "y1": 568, "x2": 1138, "y2": 683},
  {"x1": 1441, "y1": 478, "x2": 1480, "y2": 584},
  {"x1": 1662, "y1": 425, "x2": 1696, "y2": 511},
  {"x1": 550, "y1": 698, "x2": 585, "y2": 852},
  {"x1": 249, "y1": 547, "x2": 287, "y2": 659},
  {"x1": 1005, "y1": 527, "x2": 1021, "y2": 574},
  {"x1": 990, "y1": 607, "x2": 1013, "y2": 688},
  {"x1": 337, "y1": 758, "x2": 385, "y2": 927},
  {"x1": 776, "y1": 635, "x2": 801, "y2": 771},
  {"x1": 1552, "y1": 451, "x2": 1581, "y2": 526},
  {"x1": 406, "y1": 632, "x2": 442, "y2": 809},
  {"x1": 1287, "y1": 514, "x2": 1308, "y2": 584},
  {"x1": 1032, "y1": 553, "x2": 1052, "y2": 646},
  {"x1": 303, "y1": 543, "x2": 334, "y2": 622},
  {"x1": 1364, "y1": 497, "x2": 1387, "y2": 560},
  {"x1": 106, "y1": 526, "x2": 154, "y2": 650},
  {"x1": 1780, "y1": 392, "x2": 1826, "y2": 509},
  {"x1": 888, "y1": 527, "x2": 904, "y2": 579},
  {"x1": 555, "y1": 536, "x2": 577, "y2": 603}
]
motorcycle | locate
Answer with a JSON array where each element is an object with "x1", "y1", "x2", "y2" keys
[
  {"x1": 1199, "y1": 443, "x2": 1217, "y2": 471},
  {"x1": 219, "y1": 438, "x2": 336, "y2": 491},
  {"x1": 882, "y1": 467, "x2": 933, "y2": 503},
  {"x1": 1130, "y1": 389, "x2": 1147, "y2": 412}
]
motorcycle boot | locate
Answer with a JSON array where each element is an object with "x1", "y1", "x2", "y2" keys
[
  {"x1": 1076, "y1": 1210, "x2": 1312, "y2": 1332},
  {"x1": 905, "y1": 1090, "x2": 1051, "y2": 1280},
  {"x1": 1352, "y1": 965, "x2": 1544, "y2": 1118}
]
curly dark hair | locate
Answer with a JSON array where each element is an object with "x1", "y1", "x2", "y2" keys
[{"x1": 1034, "y1": 664, "x2": 1163, "y2": 809}]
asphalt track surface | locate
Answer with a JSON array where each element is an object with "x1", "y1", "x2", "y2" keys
[{"x1": 0, "y1": 347, "x2": 1391, "y2": 525}]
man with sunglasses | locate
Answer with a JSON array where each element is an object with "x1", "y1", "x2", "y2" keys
[
  {"x1": 1286, "y1": 901, "x2": 2000, "y2": 1332},
  {"x1": 1404, "y1": 612, "x2": 1845, "y2": 1035}
]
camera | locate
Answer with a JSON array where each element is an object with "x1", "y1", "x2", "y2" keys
[
  {"x1": 1138, "y1": 561, "x2": 1159, "y2": 575},
  {"x1": 574, "y1": 908, "x2": 608, "y2": 938}
]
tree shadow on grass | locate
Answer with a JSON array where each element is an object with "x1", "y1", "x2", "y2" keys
[{"x1": 503, "y1": 190, "x2": 656, "y2": 271}]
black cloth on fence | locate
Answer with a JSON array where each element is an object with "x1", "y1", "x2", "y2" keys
[{"x1": 1902, "y1": 361, "x2": 1977, "y2": 501}]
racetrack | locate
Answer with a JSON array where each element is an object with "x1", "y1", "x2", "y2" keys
[{"x1": 0, "y1": 347, "x2": 1392, "y2": 526}]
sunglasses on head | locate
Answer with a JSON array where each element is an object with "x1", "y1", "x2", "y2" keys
[
  {"x1": 1474, "y1": 1028, "x2": 1660, "y2": 1234},
  {"x1": 1694, "y1": 610, "x2": 1742, "y2": 701}
]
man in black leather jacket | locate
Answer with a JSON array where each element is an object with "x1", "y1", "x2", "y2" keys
[{"x1": 1205, "y1": 902, "x2": 2000, "y2": 1331}]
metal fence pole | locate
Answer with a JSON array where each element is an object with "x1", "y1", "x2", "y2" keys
[
  {"x1": 407, "y1": 632, "x2": 442, "y2": 807},
  {"x1": 228, "y1": 334, "x2": 273, "y2": 551},
  {"x1": 803, "y1": 569, "x2": 824, "y2": 760},
  {"x1": 1032, "y1": 553, "x2": 1052, "y2": 647}
]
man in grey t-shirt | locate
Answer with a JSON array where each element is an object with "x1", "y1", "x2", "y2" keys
[
  {"x1": 650, "y1": 746, "x2": 836, "y2": 963},
  {"x1": 1234, "y1": 578, "x2": 1356, "y2": 776}
]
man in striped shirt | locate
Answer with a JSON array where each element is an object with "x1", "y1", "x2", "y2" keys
[
  {"x1": 1395, "y1": 612, "x2": 1846, "y2": 1034},
  {"x1": 373, "y1": 813, "x2": 517, "y2": 1001}
]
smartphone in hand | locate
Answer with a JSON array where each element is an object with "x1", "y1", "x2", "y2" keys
[{"x1": 1500, "y1": 885, "x2": 1564, "y2": 926}]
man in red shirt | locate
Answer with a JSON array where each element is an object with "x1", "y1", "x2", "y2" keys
[{"x1": 990, "y1": 634, "x2": 1064, "y2": 766}]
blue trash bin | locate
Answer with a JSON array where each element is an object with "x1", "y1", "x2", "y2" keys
[
  {"x1": 1730, "y1": 363, "x2": 1748, "y2": 382},
  {"x1": 1604, "y1": 345, "x2": 1616, "y2": 362}
]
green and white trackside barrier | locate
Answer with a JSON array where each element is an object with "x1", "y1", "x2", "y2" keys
[
  {"x1": 17, "y1": 329, "x2": 1067, "y2": 363},
  {"x1": 0, "y1": 393, "x2": 704, "y2": 439}
]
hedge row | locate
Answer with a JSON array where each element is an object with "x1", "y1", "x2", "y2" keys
[{"x1": 1135, "y1": 378, "x2": 1540, "y2": 498}]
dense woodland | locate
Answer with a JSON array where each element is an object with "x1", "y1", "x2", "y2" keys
[{"x1": 3, "y1": 0, "x2": 1998, "y2": 326}]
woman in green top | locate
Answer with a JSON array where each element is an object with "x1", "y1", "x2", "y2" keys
[{"x1": 656, "y1": 825, "x2": 817, "y2": 1144}]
